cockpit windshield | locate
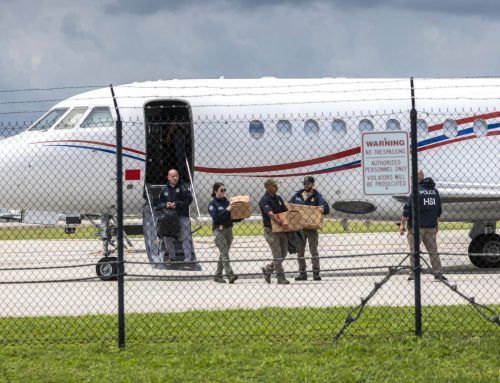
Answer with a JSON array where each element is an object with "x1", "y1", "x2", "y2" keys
[
  {"x1": 55, "y1": 107, "x2": 88, "y2": 130},
  {"x1": 28, "y1": 108, "x2": 69, "y2": 131}
]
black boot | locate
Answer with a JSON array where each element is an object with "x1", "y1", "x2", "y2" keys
[
  {"x1": 313, "y1": 271, "x2": 321, "y2": 281},
  {"x1": 295, "y1": 273, "x2": 307, "y2": 281}
]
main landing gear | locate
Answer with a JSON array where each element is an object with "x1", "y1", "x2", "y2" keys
[
  {"x1": 468, "y1": 234, "x2": 500, "y2": 268},
  {"x1": 468, "y1": 222, "x2": 500, "y2": 268}
]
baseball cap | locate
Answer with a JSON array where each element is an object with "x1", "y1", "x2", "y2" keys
[
  {"x1": 303, "y1": 176, "x2": 315, "y2": 184},
  {"x1": 264, "y1": 178, "x2": 280, "y2": 187}
]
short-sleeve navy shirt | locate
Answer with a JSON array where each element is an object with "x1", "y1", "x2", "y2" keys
[{"x1": 259, "y1": 192, "x2": 288, "y2": 228}]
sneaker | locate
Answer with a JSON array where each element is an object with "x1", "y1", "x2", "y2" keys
[
  {"x1": 435, "y1": 273, "x2": 447, "y2": 281},
  {"x1": 277, "y1": 278, "x2": 290, "y2": 285},
  {"x1": 228, "y1": 275, "x2": 239, "y2": 284},
  {"x1": 408, "y1": 274, "x2": 414, "y2": 281},
  {"x1": 295, "y1": 273, "x2": 307, "y2": 281},
  {"x1": 262, "y1": 267, "x2": 271, "y2": 284},
  {"x1": 313, "y1": 274, "x2": 322, "y2": 281},
  {"x1": 214, "y1": 276, "x2": 226, "y2": 283}
]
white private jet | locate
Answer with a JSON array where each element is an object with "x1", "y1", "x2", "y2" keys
[{"x1": 0, "y1": 77, "x2": 499, "y2": 279}]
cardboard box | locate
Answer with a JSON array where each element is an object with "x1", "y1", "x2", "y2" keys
[
  {"x1": 271, "y1": 210, "x2": 303, "y2": 233},
  {"x1": 286, "y1": 203, "x2": 324, "y2": 230},
  {"x1": 230, "y1": 195, "x2": 252, "y2": 220}
]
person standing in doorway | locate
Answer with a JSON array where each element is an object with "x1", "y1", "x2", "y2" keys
[
  {"x1": 158, "y1": 169, "x2": 195, "y2": 269},
  {"x1": 208, "y1": 182, "x2": 238, "y2": 283}
]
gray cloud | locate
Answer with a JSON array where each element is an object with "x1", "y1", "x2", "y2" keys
[
  {"x1": 332, "y1": 0, "x2": 500, "y2": 18},
  {"x1": 2, "y1": 0, "x2": 500, "y2": 124},
  {"x1": 104, "y1": 0, "x2": 500, "y2": 18},
  {"x1": 103, "y1": 0, "x2": 315, "y2": 15}
]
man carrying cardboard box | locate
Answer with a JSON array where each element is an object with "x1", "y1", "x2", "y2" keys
[
  {"x1": 289, "y1": 176, "x2": 330, "y2": 281},
  {"x1": 259, "y1": 178, "x2": 291, "y2": 285}
]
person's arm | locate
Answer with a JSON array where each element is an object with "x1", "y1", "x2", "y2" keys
[
  {"x1": 316, "y1": 192, "x2": 329, "y2": 214},
  {"x1": 267, "y1": 211, "x2": 289, "y2": 230},
  {"x1": 173, "y1": 185, "x2": 193, "y2": 210},
  {"x1": 400, "y1": 196, "x2": 411, "y2": 235},
  {"x1": 157, "y1": 187, "x2": 167, "y2": 210},
  {"x1": 208, "y1": 201, "x2": 218, "y2": 222},
  {"x1": 399, "y1": 216, "x2": 408, "y2": 235}
]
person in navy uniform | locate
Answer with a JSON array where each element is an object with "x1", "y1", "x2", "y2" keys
[
  {"x1": 208, "y1": 182, "x2": 238, "y2": 284},
  {"x1": 399, "y1": 170, "x2": 447, "y2": 281},
  {"x1": 157, "y1": 169, "x2": 195, "y2": 269},
  {"x1": 289, "y1": 176, "x2": 329, "y2": 281},
  {"x1": 259, "y1": 178, "x2": 290, "y2": 284}
]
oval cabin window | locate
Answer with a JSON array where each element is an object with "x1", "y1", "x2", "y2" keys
[
  {"x1": 249, "y1": 120, "x2": 265, "y2": 139},
  {"x1": 443, "y1": 119, "x2": 458, "y2": 138}
]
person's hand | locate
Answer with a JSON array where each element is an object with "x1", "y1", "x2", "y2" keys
[
  {"x1": 436, "y1": 224, "x2": 439, "y2": 233},
  {"x1": 399, "y1": 224, "x2": 405, "y2": 236},
  {"x1": 226, "y1": 203, "x2": 232, "y2": 212},
  {"x1": 320, "y1": 206, "x2": 324, "y2": 213},
  {"x1": 167, "y1": 202, "x2": 175, "y2": 209},
  {"x1": 281, "y1": 222, "x2": 289, "y2": 230}
]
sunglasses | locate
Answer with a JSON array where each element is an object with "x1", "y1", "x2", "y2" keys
[{"x1": 219, "y1": 188, "x2": 226, "y2": 192}]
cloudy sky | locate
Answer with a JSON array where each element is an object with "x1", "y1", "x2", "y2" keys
[{"x1": 1, "y1": 0, "x2": 500, "y2": 122}]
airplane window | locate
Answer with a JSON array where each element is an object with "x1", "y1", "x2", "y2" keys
[
  {"x1": 28, "y1": 108, "x2": 69, "y2": 131},
  {"x1": 416, "y1": 119, "x2": 427, "y2": 137},
  {"x1": 386, "y1": 119, "x2": 401, "y2": 131},
  {"x1": 276, "y1": 120, "x2": 292, "y2": 136},
  {"x1": 249, "y1": 120, "x2": 264, "y2": 139},
  {"x1": 358, "y1": 119, "x2": 374, "y2": 132},
  {"x1": 332, "y1": 119, "x2": 347, "y2": 135},
  {"x1": 304, "y1": 119, "x2": 319, "y2": 135},
  {"x1": 55, "y1": 107, "x2": 88, "y2": 130},
  {"x1": 443, "y1": 119, "x2": 458, "y2": 138},
  {"x1": 81, "y1": 107, "x2": 114, "y2": 129},
  {"x1": 473, "y1": 119, "x2": 488, "y2": 137}
]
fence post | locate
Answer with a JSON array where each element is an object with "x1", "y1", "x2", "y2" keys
[
  {"x1": 410, "y1": 77, "x2": 422, "y2": 336},
  {"x1": 110, "y1": 84, "x2": 125, "y2": 348}
]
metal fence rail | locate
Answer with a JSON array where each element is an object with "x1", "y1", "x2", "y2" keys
[{"x1": 0, "y1": 85, "x2": 499, "y2": 346}]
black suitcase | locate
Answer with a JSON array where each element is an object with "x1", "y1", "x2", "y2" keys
[{"x1": 156, "y1": 209, "x2": 180, "y2": 238}]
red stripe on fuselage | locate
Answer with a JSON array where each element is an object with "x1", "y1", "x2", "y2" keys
[
  {"x1": 427, "y1": 111, "x2": 500, "y2": 133},
  {"x1": 30, "y1": 140, "x2": 146, "y2": 155},
  {"x1": 194, "y1": 147, "x2": 360, "y2": 174}
]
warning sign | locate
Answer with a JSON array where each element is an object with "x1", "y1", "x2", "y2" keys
[{"x1": 362, "y1": 131, "x2": 410, "y2": 195}]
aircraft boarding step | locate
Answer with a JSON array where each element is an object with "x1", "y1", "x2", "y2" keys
[{"x1": 142, "y1": 184, "x2": 199, "y2": 271}]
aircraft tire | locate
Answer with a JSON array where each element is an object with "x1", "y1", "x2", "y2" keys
[
  {"x1": 96, "y1": 257, "x2": 118, "y2": 281},
  {"x1": 468, "y1": 234, "x2": 500, "y2": 268}
]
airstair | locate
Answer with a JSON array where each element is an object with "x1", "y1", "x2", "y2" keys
[{"x1": 143, "y1": 184, "x2": 199, "y2": 270}]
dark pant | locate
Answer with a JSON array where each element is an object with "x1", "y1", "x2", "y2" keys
[
  {"x1": 213, "y1": 227, "x2": 234, "y2": 277},
  {"x1": 263, "y1": 227, "x2": 288, "y2": 277},
  {"x1": 297, "y1": 229, "x2": 320, "y2": 273}
]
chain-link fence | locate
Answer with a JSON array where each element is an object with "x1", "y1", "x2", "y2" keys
[{"x1": 0, "y1": 86, "x2": 499, "y2": 346}]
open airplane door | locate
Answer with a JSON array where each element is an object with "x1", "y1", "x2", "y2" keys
[{"x1": 142, "y1": 100, "x2": 198, "y2": 269}]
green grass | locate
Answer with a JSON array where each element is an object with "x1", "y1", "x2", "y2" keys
[
  {"x1": 0, "y1": 220, "x2": 474, "y2": 240},
  {"x1": 0, "y1": 306, "x2": 498, "y2": 382}
]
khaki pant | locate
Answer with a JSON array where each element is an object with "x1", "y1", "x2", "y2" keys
[
  {"x1": 407, "y1": 228, "x2": 443, "y2": 274},
  {"x1": 263, "y1": 227, "x2": 288, "y2": 277},
  {"x1": 213, "y1": 227, "x2": 234, "y2": 277},
  {"x1": 297, "y1": 229, "x2": 320, "y2": 273}
]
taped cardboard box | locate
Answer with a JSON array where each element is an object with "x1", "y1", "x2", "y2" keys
[
  {"x1": 286, "y1": 203, "x2": 324, "y2": 230},
  {"x1": 230, "y1": 195, "x2": 251, "y2": 220},
  {"x1": 271, "y1": 210, "x2": 303, "y2": 233}
]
